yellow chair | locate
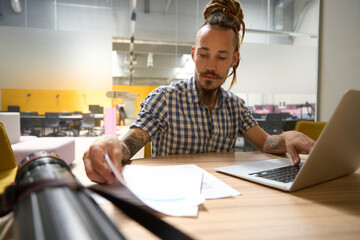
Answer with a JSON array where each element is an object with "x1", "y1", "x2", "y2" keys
[
  {"x1": 0, "y1": 122, "x2": 18, "y2": 194},
  {"x1": 294, "y1": 121, "x2": 327, "y2": 141},
  {"x1": 144, "y1": 142, "x2": 152, "y2": 158}
]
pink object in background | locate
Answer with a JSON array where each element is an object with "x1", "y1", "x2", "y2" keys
[
  {"x1": 104, "y1": 108, "x2": 117, "y2": 134},
  {"x1": 253, "y1": 109, "x2": 271, "y2": 114}
]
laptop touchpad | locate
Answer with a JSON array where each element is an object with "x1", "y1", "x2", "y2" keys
[{"x1": 241, "y1": 159, "x2": 291, "y2": 172}]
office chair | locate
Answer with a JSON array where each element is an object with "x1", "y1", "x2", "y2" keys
[
  {"x1": 7, "y1": 105, "x2": 20, "y2": 112},
  {"x1": 261, "y1": 113, "x2": 286, "y2": 135},
  {"x1": 81, "y1": 113, "x2": 97, "y2": 136},
  {"x1": 20, "y1": 112, "x2": 41, "y2": 136},
  {"x1": 144, "y1": 142, "x2": 152, "y2": 158},
  {"x1": 44, "y1": 112, "x2": 65, "y2": 137},
  {"x1": 282, "y1": 120, "x2": 298, "y2": 132},
  {"x1": 295, "y1": 121, "x2": 327, "y2": 141},
  {"x1": 59, "y1": 112, "x2": 74, "y2": 136},
  {"x1": 67, "y1": 111, "x2": 82, "y2": 136}
]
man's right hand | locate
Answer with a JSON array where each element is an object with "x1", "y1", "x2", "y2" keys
[
  {"x1": 82, "y1": 127, "x2": 151, "y2": 184},
  {"x1": 83, "y1": 134, "x2": 127, "y2": 184}
]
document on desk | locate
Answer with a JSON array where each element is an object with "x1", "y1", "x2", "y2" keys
[
  {"x1": 200, "y1": 168, "x2": 241, "y2": 199},
  {"x1": 122, "y1": 164, "x2": 204, "y2": 217},
  {"x1": 122, "y1": 164, "x2": 240, "y2": 217}
]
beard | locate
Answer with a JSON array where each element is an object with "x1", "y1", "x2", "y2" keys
[
  {"x1": 195, "y1": 70, "x2": 226, "y2": 92},
  {"x1": 194, "y1": 72, "x2": 223, "y2": 100}
]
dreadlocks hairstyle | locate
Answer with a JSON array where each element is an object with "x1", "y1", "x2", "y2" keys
[{"x1": 203, "y1": 0, "x2": 245, "y2": 90}]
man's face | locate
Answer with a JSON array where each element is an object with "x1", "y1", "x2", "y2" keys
[{"x1": 191, "y1": 25, "x2": 239, "y2": 91}]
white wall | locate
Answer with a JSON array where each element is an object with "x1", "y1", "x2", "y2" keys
[
  {"x1": 318, "y1": 0, "x2": 360, "y2": 121},
  {"x1": 0, "y1": 26, "x2": 112, "y2": 91},
  {"x1": 229, "y1": 42, "x2": 317, "y2": 94},
  {"x1": 222, "y1": 42, "x2": 317, "y2": 106}
]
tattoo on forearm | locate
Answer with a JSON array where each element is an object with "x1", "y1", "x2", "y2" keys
[
  {"x1": 120, "y1": 142, "x2": 131, "y2": 161},
  {"x1": 123, "y1": 130, "x2": 149, "y2": 158},
  {"x1": 124, "y1": 135, "x2": 141, "y2": 156},
  {"x1": 264, "y1": 136, "x2": 285, "y2": 153}
]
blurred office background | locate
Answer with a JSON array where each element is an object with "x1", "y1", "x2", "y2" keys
[{"x1": 0, "y1": 0, "x2": 359, "y2": 124}]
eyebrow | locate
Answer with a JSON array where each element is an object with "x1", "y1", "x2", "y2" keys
[{"x1": 198, "y1": 47, "x2": 230, "y2": 54}]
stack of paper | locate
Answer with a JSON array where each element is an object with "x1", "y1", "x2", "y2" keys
[{"x1": 122, "y1": 164, "x2": 240, "y2": 217}]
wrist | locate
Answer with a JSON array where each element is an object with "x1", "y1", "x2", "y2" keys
[
  {"x1": 263, "y1": 135, "x2": 286, "y2": 154},
  {"x1": 118, "y1": 140, "x2": 132, "y2": 165},
  {"x1": 121, "y1": 159, "x2": 132, "y2": 166}
]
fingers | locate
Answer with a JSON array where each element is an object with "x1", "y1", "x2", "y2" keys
[
  {"x1": 286, "y1": 145, "x2": 301, "y2": 165},
  {"x1": 285, "y1": 132, "x2": 316, "y2": 165},
  {"x1": 110, "y1": 146, "x2": 125, "y2": 179},
  {"x1": 82, "y1": 140, "x2": 118, "y2": 184},
  {"x1": 83, "y1": 150, "x2": 108, "y2": 183},
  {"x1": 301, "y1": 136, "x2": 315, "y2": 153},
  {"x1": 91, "y1": 144, "x2": 117, "y2": 184}
]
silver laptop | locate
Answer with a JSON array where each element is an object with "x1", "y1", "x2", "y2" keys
[{"x1": 216, "y1": 89, "x2": 360, "y2": 192}]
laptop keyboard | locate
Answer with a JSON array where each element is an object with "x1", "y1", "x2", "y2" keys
[{"x1": 248, "y1": 164, "x2": 303, "y2": 183}]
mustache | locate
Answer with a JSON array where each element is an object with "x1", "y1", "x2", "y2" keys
[{"x1": 199, "y1": 71, "x2": 221, "y2": 79}]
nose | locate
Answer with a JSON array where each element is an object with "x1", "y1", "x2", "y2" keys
[{"x1": 205, "y1": 58, "x2": 217, "y2": 71}]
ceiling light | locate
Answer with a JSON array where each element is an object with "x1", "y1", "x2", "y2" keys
[
  {"x1": 147, "y1": 53, "x2": 153, "y2": 68},
  {"x1": 10, "y1": 0, "x2": 22, "y2": 13}
]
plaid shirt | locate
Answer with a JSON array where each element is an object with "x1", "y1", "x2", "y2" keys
[{"x1": 131, "y1": 77, "x2": 257, "y2": 156}]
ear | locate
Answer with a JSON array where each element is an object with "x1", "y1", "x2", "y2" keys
[
  {"x1": 231, "y1": 51, "x2": 240, "y2": 67},
  {"x1": 191, "y1": 46, "x2": 196, "y2": 60}
]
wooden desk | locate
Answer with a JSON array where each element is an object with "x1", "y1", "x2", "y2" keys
[{"x1": 76, "y1": 152, "x2": 360, "y2": 240}]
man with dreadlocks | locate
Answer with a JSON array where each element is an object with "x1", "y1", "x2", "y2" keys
[{"x1": 83, "y1": 0, "x2": 315, "y2": 184}]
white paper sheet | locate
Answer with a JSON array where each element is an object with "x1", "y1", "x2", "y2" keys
[
  {"x1": 101, "y1": 160, "x2": 241, "y2": 217},
  {"x1": 123, "y1": 165, "x2": 204, "y2": 217},
  {"x1": 201, "y1": 169, "x2": 241, "y2": 199}
]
